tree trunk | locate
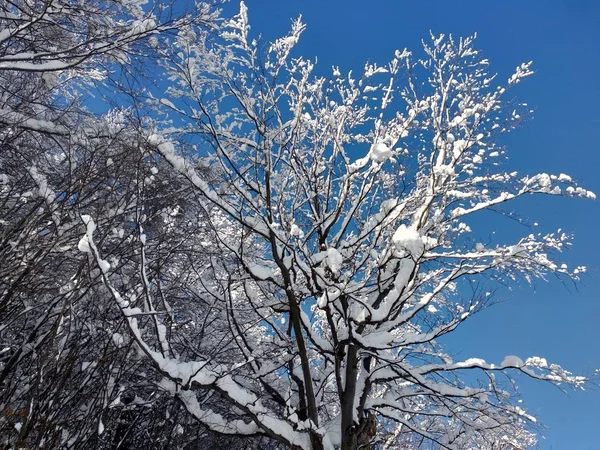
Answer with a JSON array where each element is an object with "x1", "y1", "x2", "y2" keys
[{"x1": 341, "y1": 344, "x2": 359, "y2": 450}]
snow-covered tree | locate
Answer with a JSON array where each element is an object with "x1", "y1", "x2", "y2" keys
[
  {"x1": 1, "y1": 1, "x2": 594, "y2": 449},
  {"x1": 73, "y1": 4, "x2": 595, "y2": 450},
  {"x1": 0, "y1": 2, "x2": 243, "y2": 448}
]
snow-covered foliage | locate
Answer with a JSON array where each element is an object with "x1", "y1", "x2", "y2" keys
[{"x1": 0, "y1": 2, "x2": 594, "y2": 450}]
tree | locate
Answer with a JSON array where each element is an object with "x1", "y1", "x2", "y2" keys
[
  {"x1": 0, "y1": 1, "x2": 248, "y2": 448},
  {"x1": 1, "y1": 2, "x2": 594, "y2": 449},
  {"x1": 75, "y1": 3, "x2": 595, "y2": 450}
]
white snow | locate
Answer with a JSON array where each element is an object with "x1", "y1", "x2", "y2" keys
[
  {"x1": 392, "y1": 224, "x2": 425, "y2": 256},
  {"x1": 461, "y1": 358, "x2": 488, "y2": 367},
  {"x1": 502, "y1": 355, "x2": 524, "y2": 367},
  {"x1": 508, "y1": 245, "x2": 526, "y2": 256},
  {"x1": 321, "y1": 415, "x2": 342, "y2": 450},
  {"x1": 525, "y1": 356, "x2": 548, "y2": 368},
  {"x1": 368, "y1": 142, "x2": 392, "y2": 162},
  {"x1": 248, "y1": 264, "x2": 274, "y2": 280},
  {"x1": 98, "y1": 258, "x2": 111, "y2": 273},
  {"x1": 317, "y1": 288, "x2": 340, "y2": 309},
  {"x1": 28, "y1": 166, "x2": 56, "y2": 205},
  {"x1": 290, "y1": 223, "x2": 304, "y2": 238},
  {"x1": 159, "y1": 98, "x2": 177, "y2": 109},
  {"x1": 0, "y1": 107, "x2": 68, "y2": 134},
  {"x1": 112, "y1": 333, "x2": 125, "y2": 347},
  {"x1": 557, "y1": 173, "x2": 572, "y2": 182},
  {"x1": 527, "y1": 173, "x2": 551, "y2": 191},
  {"x1": 433, "y1": 164, "x2": 455, "y2": 178},
  {"x1": 452, "y1": 139, "x2": 467, "y2": 159},
  {"x1": 348, "y1": 156, "x2": 370, "y2": 172},
  {"x1": 78, "y1": 235, "x2": 91, "y2": 253},
  {"x1": 326, "y1": 248, "x2": 343, "y2": 274}
]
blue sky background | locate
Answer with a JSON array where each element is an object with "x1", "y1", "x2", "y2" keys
[{"x1": 233, "y1": 1, "x2": 600, "y2": 448}]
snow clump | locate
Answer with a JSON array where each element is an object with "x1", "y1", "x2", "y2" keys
[
  {"x1": 368, "y1": 143, "x2": 392, "y2": 163},
  {"x1": 326, "y1": 248, "x2": 343, "y2": 274},
  {"x1": 392, "y1": 225, "x2": 433, "y2": 256}
]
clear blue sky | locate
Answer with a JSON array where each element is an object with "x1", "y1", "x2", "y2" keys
[{"x1": 235, "y1": 1, "x2": 600, "y2": 448}]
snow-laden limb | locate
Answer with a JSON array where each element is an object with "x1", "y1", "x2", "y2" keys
[
  {"x1": 78, "y1": 215, "x2": 312, "y2": 450},
  {"x1": 0, "y1": 108, "x2": 69, "y2": 135}
]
